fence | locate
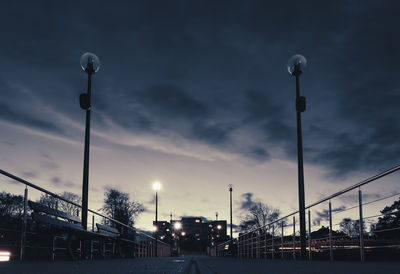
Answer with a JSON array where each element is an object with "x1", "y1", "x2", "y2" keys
[
  {"x1": 0, "y1": 169, "x2": 170, "y2": 261},
  {"x1": 218, "y1": 165, "x2": 400, "y2": 261}
]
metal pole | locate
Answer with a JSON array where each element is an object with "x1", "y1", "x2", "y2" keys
[
  {"x1": 271, "y1": 225, "x2": 274, "y2": 259},
  {"x1": 155, "y1": 191, "x2": 158, "y2": 257},
  {"x1": 359, "y1": 188, "x2": 365, "y2": 262},
  {"x1": 308, "y1": 209, "x2": 312, "y2": 260},
  {"x1": 20, "y1": 186, "x2": 28, "y2": 261},
  {"x1": 293, "y1": 216, "x2": 296, "y2": 260},
  {"x1": 294, "y1": 69, "x2": 307, "y2": 260},
  {"x1": 92, "y1": 215, "x2": 95, "y2": 232},
  {"x1": 81, "y1": 70, "x2": 92, "y2": 230},
  {"x1": 281, "y1": 221, "x2": 284, "y2": 259},
  {"x1": 329, "y1": 200, "x2": 333, "y2": 261},
  {"x1": 229, "y1": 185, "x2": 233, "y2": 257}
]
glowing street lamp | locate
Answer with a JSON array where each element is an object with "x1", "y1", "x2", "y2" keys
[
  {"x1": 79, "y1": 52, "x2": 100, "y2": 230},
  {"x1": 153, "y1": 181, "x2": 161, "y2": 257},
  {"x1": 287, "y1": 54, "x2": 307, "y2": 259},
  {"x1": 174, "y1": 222, "x2": 182, "y2": 230}
]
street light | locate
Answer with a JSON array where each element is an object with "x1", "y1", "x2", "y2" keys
[
  {"x1": 287, "y1": 54, "x2": 307, "y2": 259},
  {"x1": 173, "y1": 222, "x2": 182, "y2": 230},
  {"x1": 79, "y1": 52, "x2": 100, "y2": 230},
  {"x1": 228, "y1": 184, "x2": 233, "y2": 257},
  {"x1": 153, "y1": 181, "x2": 161, "y2": 257}
]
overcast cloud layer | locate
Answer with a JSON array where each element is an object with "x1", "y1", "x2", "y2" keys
[{"x1": 0, "y1": 1, "x2": 399, "y2": 230}]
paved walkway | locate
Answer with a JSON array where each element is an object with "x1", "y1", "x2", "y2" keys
[{"x1": 1, "y1": 255, "x2": 399, "y2": 274}]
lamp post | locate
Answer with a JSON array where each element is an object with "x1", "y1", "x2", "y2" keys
[
  {"x1": 228, "y1": 184, "x2": 233, "y2": 257},
  {"x1": 153, "y1": 182, "x2": 161, "y2": 257},
  {"x1": 287, "y1": 54, "x2": 307, "y2": 259},
  {"x1": 79, "y1": 52, "x2": 100, "y2": 230}
]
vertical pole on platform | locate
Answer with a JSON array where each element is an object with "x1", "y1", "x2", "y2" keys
[
  {"x1": 281, "y1": 221, "x2": 284, "y2": 259},
  {"x1": 359, "y1": 188, "x2": 365, "y2": 262},
  {"x1": 92, "y1": 215, "x2": 95, "y2": 232},
  {"x1": 329, "y1": 200, "x2": 333, "y2": 261},
  {"x1": 272, "y1": 225, "x2": 274, "y2": 259},
  {"x1": 308, "y1": 209, "x2": 312, "y2": 260},
  {"x1": 20, "y1": 186, "x2": 28, "y2": 261},
  {"x1": 293, "y1": 216, "x2": 296, "y2": 260}
]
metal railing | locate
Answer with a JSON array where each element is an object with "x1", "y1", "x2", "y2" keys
[
  {"x1": 217, "y1": 165, "x2": 400, "y2": 261},
  {"x1": 0, "y1": 169, "x2": 171, "y2": 260}
]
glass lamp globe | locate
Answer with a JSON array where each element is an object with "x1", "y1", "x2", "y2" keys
[
  {"x1": 287, "y1": 54, "x2": 307, "y2": 75},
  {"x1": 153, "y1": 182, "x2": 162, "y2": 191},
  {"x1": 80, "y1": 52, "x2": 101, "y2": 73}
]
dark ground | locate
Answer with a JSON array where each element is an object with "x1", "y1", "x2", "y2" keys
[{"x1": 1, "y1": 254, "x2": 400, "y2": 274}]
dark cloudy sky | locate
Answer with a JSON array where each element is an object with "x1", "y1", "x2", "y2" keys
[{"x1": 1, "y1": 0, "x2": 399, "y2": 232}]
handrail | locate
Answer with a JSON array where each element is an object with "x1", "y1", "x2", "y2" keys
[
  {"x1": 0, "y1": 169, "x2": 167, "y2": 244},
  {"x1": 238, "y1": 164, "x2": 400, "y2": 238}
]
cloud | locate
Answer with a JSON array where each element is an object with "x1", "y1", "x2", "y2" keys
[
  {"x1": 338, "y1": 193, "x2": 381, "y2": 205},
  {"x1": 50, "y1": 176, "x2": 78, "y2": 189},
  {"x1": 1, "y1": 0, "x2": 399, "y2": 181},
  {"x1": 239, "y1": 192, "x2": 257, "y2": 211},
  {"x1": 313, "y1": 206, "x2": 346, "y2": 226}
]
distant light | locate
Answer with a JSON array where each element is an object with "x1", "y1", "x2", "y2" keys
[
  {"x1": 217, "y1": 225, "x2": 222, "y2": 230},
  {"x1": 174, "y1": 222, "x2": 182, "y2": 230},
  {"x1": 0, "y1": 251, "x2": 11, "y2": 262},
  {"x1": 152, "y1": 226, "x2": 158, "y2": 232},
  {"x1": 160, "y1": 236, "x2": 165, "y2": 240},
  {"x1": 166, "y1": 229, "x2": 170, "y2": 232},
  {"x1": 181, "y1": 232, "x2": 186, "y2": 236},
  {"x1": 195, "y1": 219, "x2": 200, "y2": 223},
  {"x1": 153, "y1": 182, "x2": 162, "y2": 191},
  {"x1": 172, "y1": 233, "x2": 175, "y2": 237}
]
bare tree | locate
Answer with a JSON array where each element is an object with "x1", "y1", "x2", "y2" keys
[
  {"x1": 339, "y1": 218, "x2": 365, "y2": 237},
  {"x1": 240, "y1": 202, "x2": 280, "y2": 233},
  {"x1": 38, "y1": 192, "x2": 81, "y2": 216},
  {"x1": 101, "y1": 188, "x2": 144, "y2": 230},
  {"x1": 0, "y1": 191, "x2": 24, "y2": 217}
]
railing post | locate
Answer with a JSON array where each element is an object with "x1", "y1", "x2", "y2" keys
[
  {"x1": 359, "y1": 188, "x2": 365, "y2": 262},
  {"x1": 92, "y1": 215, "x2": 95, "y2": 232},
  {"x1": 20, "y1": 186, "x2": 28, "y2": 261},
  {"x1": 329, "y1": 200, "x2": 333, "y2": 261},
  {"x1": 257, "y1": 233, "x2": 260, "y2": 258},
  {"x1": 293, "y1": 216, "x2": 295, "y2": 260},
  {"x1": 308, "y1": 209, "x2": 312, "y2": 260},
  {"x1": 281, "y1": 221, "x2": 284, "y2": 259},
  {"x1": 237, "y1": 237, "x2": 240, "y2": 258},
  {"x1": 271, "y1": 225, "x2": 274, "y2": 259},
  {"x1": 264, "y1": 231, "x2": 267, "y2": 258}
]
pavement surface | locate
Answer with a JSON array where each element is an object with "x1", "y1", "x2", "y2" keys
[{"x1": 1, "y1": 254, "x2": 400, "y2": 274}]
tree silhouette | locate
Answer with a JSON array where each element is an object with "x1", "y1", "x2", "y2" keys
[
  {"x1": 37, "y1": 192, "x2": 81, "y2": 216},
  {"x1": 240, "y1": 202, "x2": 280, "y2": 233},
  {"x1": 101, "y1": 188, "x2": 144, "y2": 230},
  {"x1": 0, "y1": 191, "x2": 24, "y2": 218},
  {"x1": 375, "y1": 197, "x2": 400, "y2": 239}
]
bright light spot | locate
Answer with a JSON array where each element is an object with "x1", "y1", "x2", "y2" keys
[
  {"x1": 152, "y1": 226, "x2": 158, "y2": 232},
  {"x1": 0, "y1": 251, "x2": 11, "y2": 262},
  {"x1": 174, "y1": 222, "x2": 182, "y2": 230},
  {"x1": 217, "y1": 225, "x2": 222, "y2": 230},
  {"x1": 195, "y1": 219, "x2": 200, "y2": 223},
  {"x1": 152, "y1": 182, "x2": 161, "y2": 191},
  {"x1": 181, "y1": 232, "x2": 186, "y2": 236}
]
